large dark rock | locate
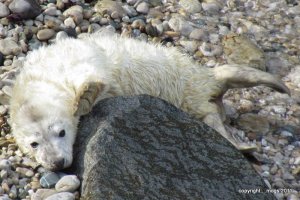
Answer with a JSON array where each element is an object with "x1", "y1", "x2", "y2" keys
[{"x1": 70, "y1": 95, "x2": 275, "y2": 200}]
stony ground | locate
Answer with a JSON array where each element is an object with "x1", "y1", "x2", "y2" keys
[{"x1": 0, "y1": 0, "x2": 299, "y2": 199}]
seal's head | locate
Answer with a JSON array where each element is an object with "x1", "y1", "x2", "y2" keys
[{"x1": 10, "y1": 100, "x2": 79, "y2": 170}]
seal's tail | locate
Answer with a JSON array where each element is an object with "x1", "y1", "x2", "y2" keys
[{"x1": 213, "y1": 64, "x2": 291, "y2": 96}]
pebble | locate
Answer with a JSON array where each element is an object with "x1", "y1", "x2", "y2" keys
[
  {"x1": 3, "y1": 60, "x2": 12, "y2": 66},
  {"x1": 0, "y1": 105, "x2": 8, "y2": 116},
  {"x1": 64, "y1": 17, "x2": 76, "y2": 28},
  {"x1": 168, "y1": 15, "x2": 193, "y2": 36},
  {"x1": 55, "y1": 31, "x2": 69, "y2": 41},
  {"x1": 31, "y1": 189, "x2": 57, "y2": 200},
  {"x1": 288, "y1": 67, "x2": 300, "y2": 87},
  {"x1": 40, "y1": 172, "x2": 61, "y2": 188},
  {"x1": 2, "y1": 86, "x2": 12, "y2": 97},
  {"x1": 16, "y1": 167, "x2": 34, "y2": 177},
  {"x1": 55, "y1": 175, "x2": 80, "y2": 192},
  {"x1": 179, "y1": 0, "x2": 202, "y2": 13},
  {"x1": 45, "y1": 192, "x2": 75, "y2": 200},
  {"x1": 222, "y1": 34, "x2": 266, "y2": 71},
  {"x1": 0, "y1": 39, "x2": 22, "y2": 56},
  {"x1": 63, "y1": 5, "x2": 83, "y2": 24},
  {"x1": 37, "y1": 29, "x2": 55, "y2": 41},
  {"x1": 0, "y1": 106, "x2": 7, "y2": 115},
  {"x1": 287, "y1": 194, "x2": 299, "y2": 200},
  {"x1": 189, "y1": 29, "x2": 209, "y2": 41},
  {"x1": 136, "y1": 2, "x2": 149, "y2": 14},
  {"x1": 94, "y1": 0, "x2": 125, "y2": 19},
  {"x1": 8, "y1": 0, "x2": 42, "y2": 19},
  {"x1": 282, "y1": 172, "x2": 295, "y2": 180},
  {"x1": 122, "y1": 5, "x2": 138, "y2": 17},
  {"x1": 199, "y1": 42, "x2": 222, "y2": 57},
  {"x1": 0, "y1": 195, "x2": 10, "y2": 200},
  {"x1": 0, "y1": 3, "x2": 10, "y2": 18},
  {"x1": 179, "y1": 40, "x2": 199, "y2": 53},
  {"x1": 202, "y1": 2, "x2": 220, "y2": 14},
  {"x1": 44, "y1": 7, "x2": 58, "y2": 16}
]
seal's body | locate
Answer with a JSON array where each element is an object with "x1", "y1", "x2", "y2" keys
[{"x1": 10, "y1": 33, "x2": 290, "y2": 170}]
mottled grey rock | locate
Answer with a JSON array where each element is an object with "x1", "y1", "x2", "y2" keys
[
  {"x1": 70, "y1": 95, "x2": 275, "y2": 200},
  {"x1": 8, "y1": 0, "x2": 42, "y2": 19}
]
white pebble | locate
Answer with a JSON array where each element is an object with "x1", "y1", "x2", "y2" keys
[
  {"x1": 64, "y1": 17, "x2": 76, "y2": 28},
  {"x1": 136, "y1": 2, "x2": 149, "y2": 14},
  {"x1": 44, "y1": 7, "x2": 58, "y2": 16},
  {"x1": 45, "y1": 192, "x2": 75, "y2": 200},
  {"x1": 55, "y1": 175, "x2": 80, "y2": 192}
]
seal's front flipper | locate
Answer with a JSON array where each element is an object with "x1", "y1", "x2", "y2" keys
[{"x1": 73, "y1": 81, "x2": 104, "y2": 116}]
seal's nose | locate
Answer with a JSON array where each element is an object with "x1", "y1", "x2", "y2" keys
[{"x1": 53, "y1": 158, "x2": 65, "y2": 170}]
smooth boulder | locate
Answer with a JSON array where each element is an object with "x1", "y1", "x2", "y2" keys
[{"x1": 70, "y1": 95, "x2": 276, "y2": 200}]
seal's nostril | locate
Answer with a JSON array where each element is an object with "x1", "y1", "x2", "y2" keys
[{"x1": 53, "y1": 158, "x2": 65, "y2": 170}]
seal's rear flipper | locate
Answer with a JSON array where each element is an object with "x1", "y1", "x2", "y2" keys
[
  {"x1": 214, "y1": 64, "x2": 291, "y2": 96},
  {"x1": 203, "y1": 113, "x2": 257, "y2": 152}
]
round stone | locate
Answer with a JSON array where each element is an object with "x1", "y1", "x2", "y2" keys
[
  {"x1": 0, "y1": 2, "x2": 10, "y2": 18},
  {"x1": 179, "y1": 0, "x2": 201, "y2": 13},
  {"x1": 37, "y1": 29, "x2": 55, "y2": 41},
  {"x1": 136, "y1": 2, "x2": 149, "y2": 14},
  {"x1": 0, "y1": 159, "x2": 11, "y2": 170},
  {"x1": 44, "y1": 7, "x2": 58, "y2": 16},
  {"x1": 63, "y1": 5, "x2": 83, "y2": 24},
  {"x1": 8, "y1": 0, "x2": 42, "y2": 19},
  {"x1": 55, "y1": 175, "x2": 80, "y2": 192},
  {"x1": 0, "y1": 39, "x2": 22, "y2": 56},
  {"x1": 40, "y1": 172, "x2": 60, "y2": 188},
  {"x1": 189, "y1": 29, "x2": 209, "y2": 41},
  {"x1": 64, "y1": 17, "x2": 76, "y2": 28}
]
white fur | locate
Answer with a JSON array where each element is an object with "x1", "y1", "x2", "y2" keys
[{"x1": 10, "y1": 32, "x2": 289, "y2": 170}]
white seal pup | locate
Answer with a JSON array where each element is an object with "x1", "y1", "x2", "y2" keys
[{"x1": 10, "y1": 32, "x2": 290, "y2": 170}]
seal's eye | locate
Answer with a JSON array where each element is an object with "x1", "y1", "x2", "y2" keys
[
  {"x1": 30, "y1": 142, "x2": 39, "y2": 149},
  {"x1": 59, "y1": 130, "x2": 66, "y2": 137}
]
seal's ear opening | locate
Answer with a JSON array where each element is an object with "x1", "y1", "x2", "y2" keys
[{"x1": 73, "y1": 81, "x2": 104, "y2": 116}]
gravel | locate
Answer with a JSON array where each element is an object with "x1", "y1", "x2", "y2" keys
[{"x1": 0, "y1": 0, "x2": 299, "y2": 199}]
